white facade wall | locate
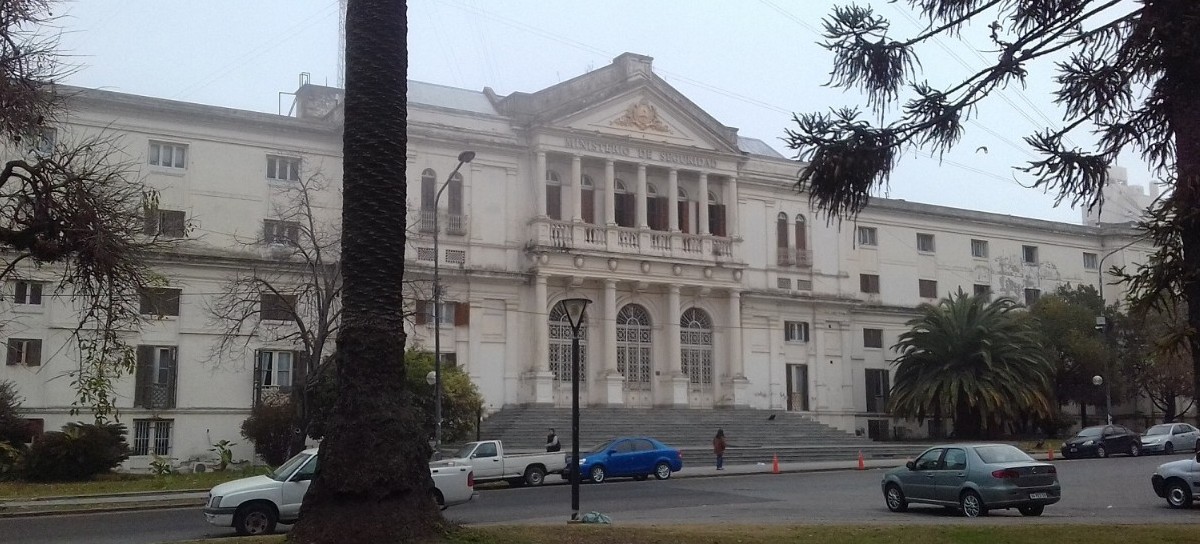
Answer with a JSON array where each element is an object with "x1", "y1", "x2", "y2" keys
[{"x1": 1, "y1": 53, "x2": 1156, "y2": 469}]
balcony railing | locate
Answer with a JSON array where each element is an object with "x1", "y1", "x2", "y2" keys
[
  {"x1": 415, "y1": 208, "x2": 468, "y2": 236},
  {"x1": 777, "y1": 248, "x2": 793, "y2": 266},
  {"x1": 138, "y1": 383, "x2": 176, "y2": 410},
  {"x1": 529, "y1": 218, "x2": 740, "y2": 263},
  {"x1": 796, "y1": 248, "x2": 813, "y2": 267}
]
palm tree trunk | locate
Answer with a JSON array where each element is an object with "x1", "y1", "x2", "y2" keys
[{"x1": 289, "y1": 1, "x2": 442, "y2": 542}]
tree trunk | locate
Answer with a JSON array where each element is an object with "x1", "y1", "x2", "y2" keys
[
  {"x1": 289, "y1": 1, "x2": 442, "y2": 542},
  {"x1": 1079, "y1": 403, "x2": 1087, "y2": 429}
]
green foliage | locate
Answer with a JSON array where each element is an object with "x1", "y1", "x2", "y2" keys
[
  {"x1": 240, "y1": 402, "x2": 295, "y2": 466},
  {"x1": 209, "y1": 439, "x2": 237, "y2": 471},
  {"x1": 0, "y1": 380, "x2": 30, "y2": 446},
  {"x1": 23, "y1": 422, "x2": 131, "y2": 481},
  {"x1": 149, "y1": 455, "x2": 173, "y2": 476},
  {"x1": 403, "y1": 349, "x2": 485, "y2": 444},
  {"x1": 1030, "y1": 285, "x2": 1115, "y2": 408},
  {"x1": 0, "y1": 441, "x2": 25, "y2": 480},
  {"x1": 890, "y1": 290, "x2": 1055, "y2": 438}
]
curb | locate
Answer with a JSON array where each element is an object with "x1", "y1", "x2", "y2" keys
[
  {"x1": 0, "y1": 499, "x2": 203, "y2": 518},
  {"x1": 1, "y1": 488, "x2": 209, "y2": 503}
]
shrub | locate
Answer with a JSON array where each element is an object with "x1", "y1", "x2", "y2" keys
[
  {"x1": 23, "y1": 422, "x2": 131, "y2": 481},
  {"x1": 241, "y1": 401, "x2": 295, "y2": 466},
  {"x1": 0, "y1": 380, "x2": 29, "y2": 446},
  {"x1": 0, "y1": 441, "x2": 25, "y2": 480}
]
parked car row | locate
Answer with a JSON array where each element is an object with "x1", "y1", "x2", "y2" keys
[{"x1": 1057, "y1": 423, "x2": 1200, "y2": 459}]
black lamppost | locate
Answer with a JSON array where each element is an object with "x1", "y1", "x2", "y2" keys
[
  {"x1": 433, "y1": 150, "x2": 475, "y2": 449},
  {"x1": 1094, "y1": 314, "x2": 1114, "y2": 426},
  {"x1": 559, "y1": 297, "x2": 591, "y2": 521}
]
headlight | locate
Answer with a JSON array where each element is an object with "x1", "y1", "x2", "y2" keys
[
  {"x1": 208, "y1": 495, "x2": 223, "y2": 508},
  {"x1": 578, "y1": 458, "x2": 587, "y2": 464},
  {"x1": 1083, "y1": 440, "x2": 1094, "y2": 446}
]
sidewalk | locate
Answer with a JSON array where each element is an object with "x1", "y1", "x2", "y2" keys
[{"x1": 0, "y1": 452, "x2": 1056, "y2": 518}]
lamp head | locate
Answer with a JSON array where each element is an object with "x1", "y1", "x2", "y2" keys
[
  {"x1": 458, "y1": 151, "x2": 476, "y2": 164},
  {"x1": 426, "y1": 370, "x2": 437, "y2": 386},
  {"x1": 1092, "y1": 375, "x2": 1103, "y2": 386},
  {"x1": 560, "y1": 298, "x2": 591, "y2": 332}
]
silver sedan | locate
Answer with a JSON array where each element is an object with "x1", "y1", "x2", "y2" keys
[
  {"x1": 1140, "y1": 423, "x2": 1200, "y2": 455},
  {"x1": 881, "y1": 443, "x2": 1060, "y2": 517}
]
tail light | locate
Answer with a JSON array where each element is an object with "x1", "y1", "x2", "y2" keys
[
  {"x1": 991, "y1": 469, "x2": 1020, "y2": 479},
  {"x1": 467, "y1": 471, "x2": 474, "y2": 488}
]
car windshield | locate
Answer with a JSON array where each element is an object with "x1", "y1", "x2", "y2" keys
[
  {"x1": 1075, "y1": 427, "x2": 1102, "y2": 438},
  {"x1": 451, "y1": 443, "x2": 481, "y2": 459},
  {"x1": 1145, "y1": 425, "x2": 1172, "y2": 436},
  {"x1": 974, "y1": 445, "x2": 1034, "y2": 464},
  {"x1": 585, "y1": 441, "x2": 615, "y2": 455},
  {"x1": 270, "y1": 452, "x2": 314, "y2": 482}
]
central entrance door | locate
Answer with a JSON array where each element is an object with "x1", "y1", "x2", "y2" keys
[
  {"x1": 549, "y1": 303, "x2": 587, "y2": 407},
  {"x1": 681, "y1": 308, "x2": 713, "y2": 407},
  {"x1": 616, "y1": 304, "x2": 653, "y2": 407},
  {"x1": 786, "y1": 364, "x2": 809, "y2": 411}
]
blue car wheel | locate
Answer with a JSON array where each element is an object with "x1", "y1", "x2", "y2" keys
[{"x1": 589, "y1": 465, "x2": 606, "y2": 483}]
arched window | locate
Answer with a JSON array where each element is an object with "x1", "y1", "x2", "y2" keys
[
  {"x1": 614, "y1": 179, "x2": 634, "y2": 228},
  {"x1": 647, "y1": 183, "x2": 658, "y2": 197},
  {"x1": 447, "y1": 172, "x2": 463, "y2": 216},
  {"x1": 616, "y1": 304, "x2": 652, "y2": 390},
  {"x1": 680, "y1": 308, "x2": 713, "y2": 389},
  {"x1": 548, "y1": 303, "x2": 588, "y2": 383},
  {"x1": 677, "y1": 187, "x2": 691, "y2": 233},
  {"x1": 581, "y1": 175, "x2": 595, "y2": 224},
  {"x1": 776, "y1": 212, "x2": 789, "y2": 250},
  {"x1": 708, "y1": 191, "x2": 726, "y2": 237},
  {"x1": 546, "y1": 170, "x2": 562, "y2": 220},
  {"x1": 647, "y1": 183, "x2": 667, "y2": 231},
  {"x1": 420, "y1": 169, "x2": 437, "y2": 210},
  {"x1": 795, "y1": 214, "x2": 808, "y2": 252}
]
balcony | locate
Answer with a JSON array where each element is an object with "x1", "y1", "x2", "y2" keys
[
  {"x1": 530, "y1": 218, "x2": 739, "y2": 263},
  {"x1": 777, "y1": 248, "x2": 793, "y2": 266},
  {"x1": 415, "y1": 208, "x2": 469, "y2": 236},
  {"x1": 138, "y1": 383, "x2": 176, "y2": 410},
  {"x1": 795, "y1": 249, "x2": 813, "y2": 267}
]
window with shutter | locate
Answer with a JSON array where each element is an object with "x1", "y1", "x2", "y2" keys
[
  {"x1": 13, "y1": 281, "x2": 43, "y2": 305},
  {"x1": 414, "y1": 300, "x2": 428, "y2": 325},
  {"x1": 708, "y1": 204, "x2": 726, "y2": 237},
  {"x1": 454, "y1": 302, "x2": 470, "y2": 326},
  {"x1": 677, "y1": 200, "x2": 690, "y2": 233},
  {"x1": 5, "y1": 339, "x2": 41, "y2": 366},
  {"x1": 546, "y1": 185, "x2": 562, "y2": 220}
]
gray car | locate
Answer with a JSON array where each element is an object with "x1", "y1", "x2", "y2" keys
[
  {"x1": 1140, "y1": 423, "x2": 1200, "y2": 455},
  {"x1": 881, "y1": 443, "x2": 1061, "y2": 517},
  {"x1": 1150, "y1": 451, "x2": 1200, "y2": 508}
]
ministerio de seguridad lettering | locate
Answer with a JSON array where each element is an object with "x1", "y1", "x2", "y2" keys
[{"x1": 564, "y1": 137, "x2": 719, "y2": 169}]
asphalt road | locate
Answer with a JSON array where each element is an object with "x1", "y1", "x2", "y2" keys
[{"x1": 2, "y1": 453, "x2": 1198, "y2": 544}]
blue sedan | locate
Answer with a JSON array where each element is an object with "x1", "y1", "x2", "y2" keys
[{"x1": 562, "y1": 436, "x2": 683, "y2": 483}]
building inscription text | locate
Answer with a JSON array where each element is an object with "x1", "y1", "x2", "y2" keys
[{"x1": 564, "y1": 137, "x2": 719, "y2": 169}]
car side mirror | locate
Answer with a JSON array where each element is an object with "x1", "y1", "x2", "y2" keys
[
  {"x1": 291, "y1": 473, "x2": 313, "y2": 482},
  {"x1": 906, "y1": 460, "x2": 916, "y2": 471}
]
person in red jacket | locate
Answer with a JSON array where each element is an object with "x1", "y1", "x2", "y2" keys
[{"x1": 713, "y1": 428, "x2": 727, "y2": 470}]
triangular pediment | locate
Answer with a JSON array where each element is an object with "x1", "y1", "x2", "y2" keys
[{"x1": 556, "y1": 91, "x2": 726, "y2": 151}]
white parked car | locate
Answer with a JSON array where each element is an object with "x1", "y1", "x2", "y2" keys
[
  {"x1": 1140, "y1": 423, "x2": 1200, "y2": 455},
  {"x1": 204, "y1": 448, "x2": 475, "y2": 536},
  {"x1": 431, "y1": 440, "x2": 566, "y2": 486}
]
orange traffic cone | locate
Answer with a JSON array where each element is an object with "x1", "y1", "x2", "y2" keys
[
  {"x1": 772, "y1": 454, "x2": 780, "y2": 474},
  {"x1": 1047, "y1": 447, "x2": 1054, "y2": 461},
  {"x1": 857, "y1": 450, "x2": 866, "y2": 470}
]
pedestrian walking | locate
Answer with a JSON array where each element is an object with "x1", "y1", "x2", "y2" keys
[
  {"x1": 546, "y1": 428, "x2": 561, "y2": 452},
  {"x1": 713, "y1": 428, "x2": 727, "y2": 470}
]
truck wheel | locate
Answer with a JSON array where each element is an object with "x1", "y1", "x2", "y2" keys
[
  {"x1": 524, "y1": 466, "x2": 546, "y2": 486},
  {"x1": 431, "y1": 488, "x2": 448, "y2": 511},
  {"x1": 233, "y1": 502, "x2": 277, "y2": 536}
]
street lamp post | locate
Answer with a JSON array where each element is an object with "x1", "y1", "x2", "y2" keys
[
  {"x1": 559, "y1": 297, "x2": 591, "y2": 522},
  {"x1": 432, "y1": 150, "x2": 476, "y2": 450},
  {"x1": 1092, "y1": 374, "x2": 1113, "y2": 425}
]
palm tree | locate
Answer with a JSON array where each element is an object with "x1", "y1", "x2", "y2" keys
[
  {"x1": 290, "y1": 1, "x2": 442, "y2": 542},
  {"x1": 889, "y1": 290, "x2": 1055, "y2": 438}
]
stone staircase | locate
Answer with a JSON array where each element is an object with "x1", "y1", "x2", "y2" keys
[{"x1": 473, "y1": 406, "x2": 927, "y2": 463}]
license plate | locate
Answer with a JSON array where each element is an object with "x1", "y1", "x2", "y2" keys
[{"x1": 1029, "y1": 492, "x2": 1049, "y2": 499}]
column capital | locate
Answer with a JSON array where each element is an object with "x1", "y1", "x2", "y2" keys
[
  {"x1": 668, "y1": 284, "x2": 681, "y2": 295},
  {"x1": 604, "y1": 278, "x2": 618, "y2": 288}
]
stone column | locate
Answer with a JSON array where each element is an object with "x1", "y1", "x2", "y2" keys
[
  {"x1": 535, "y1": 151, "x2": 547, "y2": 217},
  {"x1": 571, "y1": 155, "x2": 583, "y2": 222},
  {"x1": 729, "y1": 289, "x2": 749, "y2": 407},
  {"x1": 604, "y1": 160, "x2": 616, "y2": 226},
  {"x1": 636, "y1": 163, "x2": 648, "y2": 229},
  {"x1": 698, "y1": 172, "x2": 710, "y2": 235},
  {"x1": 603, "y1": 279, "x2": 623, "y2": 405},
  {"x1": 726, "y1": 175, "x2": 739, "y2": 238},
  {"x1": 532, "y1": 274, "x2": 554, "y2": 404},
  {"x1": 667, "y1": 168, "x2": 679, "y2": 232},
  {"x1": 667, "y1": 285, "x2": 687, "y2": 406}
]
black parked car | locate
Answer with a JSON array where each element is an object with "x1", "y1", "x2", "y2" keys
[{"x1": 1061, "y1": 425, "x2": 1141, "y2": 459}]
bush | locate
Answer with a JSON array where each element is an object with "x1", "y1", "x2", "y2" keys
[
  {"x1": 0, "y1": 441, "x2": 25, "y2": 480},
  {"x1": 0, "y1": 380, "x2": 29, "y2": 446},
  {"x1": 23, "y1": 422, "x2": 131, "y2": 481},
  {"x1": 241, "y1": 401, "x2": 295, "y2": 466}
]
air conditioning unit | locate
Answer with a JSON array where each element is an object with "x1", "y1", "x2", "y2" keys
[{"x1": 192, "y1": 462, "x2": 209, "y2": 474}]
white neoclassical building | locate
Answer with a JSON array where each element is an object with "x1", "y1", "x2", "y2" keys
[{"x1": 1, "y1": 53, "x2": 1153, "y2": 468}]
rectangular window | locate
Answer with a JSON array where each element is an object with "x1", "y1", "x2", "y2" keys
[
  {"x1": 971, "y1": 239, "x2": 989, "y2": 258},
  {"x1": 148, "y1": 142, "x2": 187, "y2": 169},
  {"x1": 918, "y1": 279, "x2": 938, "y2": 299},
  {"x1": 5, "y1": 338, "x2": 42, "y2": 366},
  {"x1": 865, "y1": 368, "x2": 890, "y2": 412},
  {"x1": 144, "y1": 209, "x2": 187, "y2": 238},
  {"x1": 777, "y1": 277, "x2": 792, "y2": 290},
  {"x1": 424, "y1": 301, "x2": 456, "y2": 326},
  {"x1": 1022, "y1": 245, "x2": 1039, "y2": 265},
  {"x1": 1083, "y1": 252, "x2": 1099, "y2": 270},
  {"x1": 1024, "y1": 288, "x2": 1041, "y2": 305},
  {"x1": 139, "y1": 288, "x2": 181, "y2": 317},
  {"x1": 863, "y1": 328, "x2": 883, "y2": 349},
  {"x1": 860, "y1": 274, "x2": 880, "y2": 294},
  {"x1": 263, "y1": 219, "x2": 301, "y2": 245},
  {"x1": 416, "y1": 247, "x2": 436, "y2": 262},
  {"x1": 134, "y1": 346, "x2": 177, "y2": 409},
  {"x1": 784, "y1": 321, "x2": 810, "y2": 343},
  {"x1": 267, "y1": 155, "x2": 301, "y2": 181},
  {"x1": 916, "y1": 233, "x2": 935, "y2": 253},
  {"x1": 13, "y1": 281, "x2": 43, "y2": 305},
  {"x1": 27, "y1": 127, "x2": 55, "y2": 155},
  {"x1": 258, "y1": 351, "x2": 294, "y2": 389},
  {"x1": 973, "y1": 284, "x2": 992, "y2": 300},
  {"x1": 132, "y1": 419, "x2": 173, "y2": 456},
  {"x1": 857, "y1": 226, "x2": 877, "y2": 247},
  {"x1": 260, "y1": 294, "x2": 297, "y2": 321}
]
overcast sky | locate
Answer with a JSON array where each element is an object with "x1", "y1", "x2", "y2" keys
[{"x1": 54, "y1": 0, "x2": 1156, "y2": 225}]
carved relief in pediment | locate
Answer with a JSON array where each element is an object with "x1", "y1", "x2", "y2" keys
[{"x1": 611, "y1": 99, "x2": 671, "y2": 133}]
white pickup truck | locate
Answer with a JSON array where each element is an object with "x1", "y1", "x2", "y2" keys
[
  {"x1": 204, "y1": 447, "x2": 475, "y2": 536},
  {"x1": 431, "y1": 440, "x2": 566, "y2": 486}
]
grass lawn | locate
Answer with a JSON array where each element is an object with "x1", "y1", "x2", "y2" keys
[
  {"x1": 170, "y1": 524, "x2": 1200, "y2": 544},
  {"x1": 0, "y1": 467, "x2": 267, "y2": 499}
]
